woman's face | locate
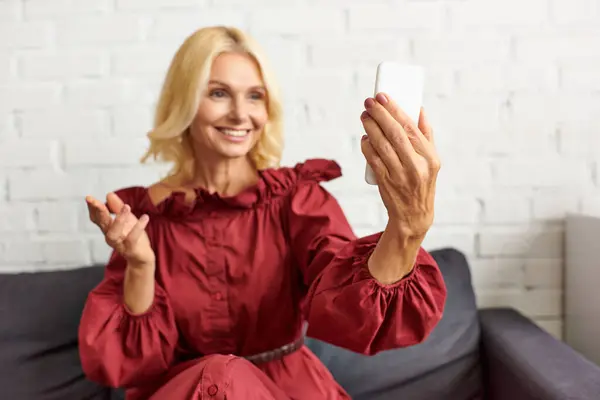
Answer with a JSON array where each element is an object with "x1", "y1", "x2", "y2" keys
[{"x1": 190, "y1": 52, "x2": 269, "y2": 162}]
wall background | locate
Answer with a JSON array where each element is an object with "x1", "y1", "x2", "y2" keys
[{"x1": 2, "y1": 0, "x2": 600, "y2": 338}]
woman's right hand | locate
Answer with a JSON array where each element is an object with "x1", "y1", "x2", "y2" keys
[{"x1": 86, "y1": 192, "x2": 155, "y2": 269}]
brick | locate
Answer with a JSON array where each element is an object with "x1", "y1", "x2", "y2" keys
[
  {"x1": 0, "y1": 22, "x2": 52, "y2": 49},
  {"x1": 348, "y1": 4, "x2": 445, "y2": 31},
  {"x1": 0, "y1": 175, "x2": 6, "y2": 202},
  {"x1": 523, "y1": 259, "x2": 562, "y2": 289},
  {"x1": 95, "y1": 166, "x2": 166, "y2": 198},
  {"x1": 2, "y1": 240, "x2": 45, "y2": 263},
  {"x1": 515, "y1": 34, "x2": 600, "y2": 62},
  {"x1": 20, "y1": 51, "x2": 109, "y2": 80},
  {"x1": 8, "y1": 170, "x2": 98, "y2": 200},
  {"x1": 19, "y1": 108, "x2": 111, "y2": 139},
  {"x1": 492, "y1": 158, "x2": 591, "y2": 188},
  {"x1": 581, "y1": 193, "x2": 600, "y2": 217},
  {"x1": 435, "y1": 158, "x2": 493, "y2": 190},
  {"x1": 42, "y1": 239, "x2": 91, "y2": 265},
  {"x1": 335, "y1": 194, "x2": 386, "y2": 228},
  {"x1": 475, "y1": 288, "x2": 562, "y2": 318},
  {"x1": 149, "y1": 10, "x2": 246, "y2": 40},
  {"x1": 112, "y1": 107, "x2": 153, "y2": 137},
  {"x1": 551, "y1": 0, "x2": 600, "y2": 25},
  {"x1": 112, "y1": 46, "x2": 174, "y2": 76},
  {"x1": 310, "y1": 38, "x2": 411, "y2": 68},
  {"x1": 0, "y1": 54, "x2": 16, "y2": 84},
  {"x1": 117, "y1": 0, "x2": 207, "y2": 9},
  {"x1": 56, "y1": 16, "x2": 144, "y2": 45},
  {"x1": 520, "y1": 289, "x2": 562, "y2": 318},
  {"x1": 433, "y1": 196, "x2": 481, "y2": 225},
  {"x1": 481, "y1": 194, "x2": 531, "y2": 224},
  {"x1": 0, "y1": 83, "x2": 61, "y2": 111},
  {"x1": 250, "y1": 36, "x2": 307, "y2": 84},
  {"x1": 532, "y1": 189, "x2": 579, "y2": 220},
  {"x1": 478, "y1": 226, "x2": 563, "y2": 258},
  {"x1": 421, "y1": 227, "x2": 477, "y2": 255},
  {"x1": 534, "y1": 319, "x2": 563, "y2": 339},
  {"x1": 64, "y1": 80, "x2": 139, "y2": 107},
  {"x1": 64, "y1": 138, "x2": 149, "y2": 166},
  {"x1": 0, "y1": 113, "x2": 17, "y2": 139},
  {"x1": 249, "y1": 8, "x2": 345, "y2": 35},
  {"x1": 0, "y1": 0, "x2": 21, "y2": 21},
  {"x1": 414, "y1": 35, "x2": 511, "y2": 64},
  {"x1": 561, "y1": 65, "x2": 600, "y2": 92},
  {"x1": 457, "y1": 64, "x2": 559, "y2": 94},
  {"x1": 449, "y1": 0, "x2": 549, "y2": 28},
  {"x1": 0, "y1": 203, "x2": 36, "y2": 232},
  {"x1": 0, "y1": 140, "x2": 56, "y2": 168},
  {"x1": 91, "y1": 237, "x2": 112, "y2": 263},
  {"x1": 24, "y1": 0, "x2": 110, "y2": 17},
  {"x1": 474, "y1": 288, "x2": 521, "y2": 310},
  {"x1": 469, "y1": 258, "x2": 525, "y2": 289},
  {"x1": 36, "y1": 202, "x2": 81, "y2": 233}
]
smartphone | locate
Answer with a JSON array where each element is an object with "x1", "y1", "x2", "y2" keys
[{"x1": 365, "y1": 62, "x2": 425, "y2": 185}]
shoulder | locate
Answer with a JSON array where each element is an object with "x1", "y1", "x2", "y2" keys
[{"x1": 262, "y1": 158, "x2": 342, "y2": 190}]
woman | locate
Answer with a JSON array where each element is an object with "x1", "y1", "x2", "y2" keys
[{"x1": 79, "y1": 26, "x2": 446, "y2": 400}]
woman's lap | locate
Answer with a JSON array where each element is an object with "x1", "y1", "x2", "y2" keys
[{"x1": 148, "y1": 354, "x2": 289, "y2": 400}]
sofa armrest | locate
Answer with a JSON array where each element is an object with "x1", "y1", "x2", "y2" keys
[{"x1": 479, "y1": 308, "x2": 600, "y2": 400}]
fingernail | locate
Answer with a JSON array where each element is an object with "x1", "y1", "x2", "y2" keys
[
  {"x1": 364, "y1": 98, "x2": 375, "y2": 109},
  {"x1": 376, "y1": 93, "x2": 388, "y2": 105},
  {"x1": 360, "y1": 111, "x2": 370, "y2": 120},
  {"x1": 361, "y1": 134, "x2": 368, "y2": 141}
]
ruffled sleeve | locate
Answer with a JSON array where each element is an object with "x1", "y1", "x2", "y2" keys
[
  {"x1": 286, "y1": 160, "x2": 447, "y2": 355},
  {"x1": 78, "y1": 188, "x2": 179, "y2": 388}
]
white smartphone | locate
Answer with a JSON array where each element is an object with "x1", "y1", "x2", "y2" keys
[{"x1": 365, "y1": 62, "x2": 425, "y2": 185}]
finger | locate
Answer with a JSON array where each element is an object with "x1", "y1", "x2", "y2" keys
[
  {"x1": 365, "y1": 96, "x2": 417, "y2": 165},
  {"x1": 106, "y1": 192, "x2": 125, "y2": 214},
  {"x1": 375, "y1": 93, "x2": 429, "y2": 156},
  {"x1": 418, "y1": 107, "x2": 434, "y2": 145},
  {"x1": 361, "y1": 111, "x2": 404, "y2": 178},
  {"x1": 123, "y1": 214, "x2": 150, "y2": 248},
  {"x1": 86, "y1": 196, "x2": 112, "y2": 233},
  {"x1": 105, "y1": 204, "x2": 132, "y2": 247},
  {"x1": 360, "y1": 136, "x2": 388, "y2": 183}
]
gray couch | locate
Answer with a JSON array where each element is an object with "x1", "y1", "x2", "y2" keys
[{"x1": 1, "y1": 248, "x2": 599, "y2": 399}]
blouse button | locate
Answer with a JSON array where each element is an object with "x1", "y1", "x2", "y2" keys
[
  {"x1": 207, "y1": 384, "x2": 218, "y2": 396},
  {"x1": 213, "y1": 292, "x2": 223, "y2": 301}
]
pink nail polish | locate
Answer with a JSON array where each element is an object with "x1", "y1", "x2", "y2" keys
[
  {"x1": 364, "y1": 98, "x2": 375, "y2": 109},
  {"x1": 376, "y1": 93, "x2": 388, "y2": 104},
  {"x1": 360, "y1": 111, "x2": 370, "y2": 120},
  {"x1": 361, "y1": 135, "x2": 368, "y2": 141}
]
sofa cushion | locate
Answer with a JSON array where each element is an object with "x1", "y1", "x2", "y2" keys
[
  {"x1": 0, "y1": 265, "x2": 116, "y2": 400},
  {"x1": 306, "y1": 248, "x2": 484, "y2": 400}
]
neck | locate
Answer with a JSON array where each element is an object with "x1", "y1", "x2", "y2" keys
[{"x1": 188, "y1": 155, "x2": 257, "y2": 197}]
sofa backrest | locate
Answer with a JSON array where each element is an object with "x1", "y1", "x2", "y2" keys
[
  {"x1": 0, "y1": 265, "x2": 115, "y2": 400},
  {"x1": 305, "y1": 248, "x2": 484, "y2": 400}
]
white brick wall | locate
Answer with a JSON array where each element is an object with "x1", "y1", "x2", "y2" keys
[{"x1": 2, "y1": 0, "x2": 600, "y2": 339}]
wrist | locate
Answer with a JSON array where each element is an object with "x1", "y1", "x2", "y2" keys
[{"x1": 367, "y1": 222, "x2": 425, "y2": 284}]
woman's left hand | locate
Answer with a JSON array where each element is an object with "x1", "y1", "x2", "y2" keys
[{"x1": 360, "y1": 92, "x2": 440, "y2": 240}]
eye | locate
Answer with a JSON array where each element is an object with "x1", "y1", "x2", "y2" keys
[
  {"x1": 209, "y1": 89, "x2": 227, "y2": 98},
  {"x1": 249, "y1": 91, "x2": 265, "y2": 101}
]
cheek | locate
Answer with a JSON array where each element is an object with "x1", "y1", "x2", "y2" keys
[{"x1": 251, "y1": 106, "x2": 269, "y2": 128}]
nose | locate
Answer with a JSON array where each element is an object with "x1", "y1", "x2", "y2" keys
[{"x1": 229, "y1": 96, "x2": 249, "y2": 123}]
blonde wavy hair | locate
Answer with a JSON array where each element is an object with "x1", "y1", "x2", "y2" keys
[{"x1": 140, "y1": 26, "x2": 284, "y2": 182}]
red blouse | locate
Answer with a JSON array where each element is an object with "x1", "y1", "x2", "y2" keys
[{"x1": 78, "y1": 159, "x2": 446, "y2": 399}]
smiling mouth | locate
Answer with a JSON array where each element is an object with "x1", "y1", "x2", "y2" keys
[{"x1": 216, "y1": 127, "x2": 251, "y2": 137}]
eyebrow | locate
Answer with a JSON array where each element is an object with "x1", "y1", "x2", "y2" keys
[{"x1": 208, "y1": 80, "x2": 265, "y2": 91}]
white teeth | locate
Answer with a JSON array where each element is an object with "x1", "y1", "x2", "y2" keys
[{"x1": 219, "y1": 128, "x2": 249, "y2": 137}]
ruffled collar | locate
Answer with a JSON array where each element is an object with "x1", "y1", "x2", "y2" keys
[{"x1": 116, "y1": 158, "x2": 342, "y2": 218}]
